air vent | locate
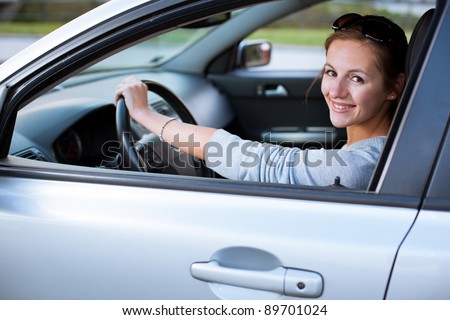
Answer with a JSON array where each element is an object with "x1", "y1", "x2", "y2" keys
[
  {"x1": 14, "y1": 147, "x2": 49, "y2": 162},
  {"x1": 152, "y1": 100, "x2": 170, "y2": 115}
]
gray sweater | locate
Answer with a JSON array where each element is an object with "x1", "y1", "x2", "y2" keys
[{"x1": 205, "y1": 129, "x2": 386, "y2": 189}]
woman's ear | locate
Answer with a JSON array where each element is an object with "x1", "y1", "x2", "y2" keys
[{"x1": 389, "y1": 72, "x2": 406, "y2": 100}]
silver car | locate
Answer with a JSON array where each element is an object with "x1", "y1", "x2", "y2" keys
[{"x1": 0, "y1": 0, "x2": 448, "y2": 299}]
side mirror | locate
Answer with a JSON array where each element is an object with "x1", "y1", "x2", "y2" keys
[{"x1": 237, "y1": 40, "x2": 272, "y2": 68}]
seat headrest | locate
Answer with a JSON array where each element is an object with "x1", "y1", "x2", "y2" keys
[{"x1": 405, "y1": 8, "x2": 435, "y2": 78}]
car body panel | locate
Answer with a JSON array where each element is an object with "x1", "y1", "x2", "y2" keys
[
  {"x1": 0, "y1": 174, "x2": 417, "y2": 299},
  {"x1": 386, "y1": 115, "x2": 450, "y2": 299},
  {"x1": 386, "y1": 209, "x2": 450, "y2": 299}
]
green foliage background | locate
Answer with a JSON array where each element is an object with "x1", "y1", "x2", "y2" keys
[{"x1": 0, "y1": 1, "x2": 421, "y2": 46}]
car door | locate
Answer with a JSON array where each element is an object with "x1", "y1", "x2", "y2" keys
[
  {"x1": 0, "y1": 0, "x2": 435, "y2": 300},
  {"x1": 0, "y1": 166, "x2": 418, "y2": 299}
]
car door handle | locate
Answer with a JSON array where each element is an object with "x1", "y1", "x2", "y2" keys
[
  {"x1": 191, "y1": 261, "x2": 323, "y2": 298},
  {"x1": 257, "y1": 84, "x2": 288, "y2": 97}
]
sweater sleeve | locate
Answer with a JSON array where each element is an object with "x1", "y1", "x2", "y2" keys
[{"x1": 204, "y1": 129, "x2": 386, "y2": 189}]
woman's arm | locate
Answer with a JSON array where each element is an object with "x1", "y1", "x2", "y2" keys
[{"x1": 114, "y1": 76, "x2": 217, "y2": 160}]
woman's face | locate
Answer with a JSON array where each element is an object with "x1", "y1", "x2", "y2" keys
[{"x1": 321, "y1": 39, "x2": 395, "y2": 129}]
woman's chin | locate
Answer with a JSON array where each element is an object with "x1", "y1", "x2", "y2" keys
[{"x1": 329, "y1": 117, "x2": 349, "y2": 129}]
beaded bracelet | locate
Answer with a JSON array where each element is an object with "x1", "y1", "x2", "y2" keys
[{"x1": 159, "y1": 117, "x2": 177, "y2": 142}]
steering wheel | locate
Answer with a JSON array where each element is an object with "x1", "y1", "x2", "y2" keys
[{"x1": 116, "y1": 80, "x2": 211, "y2": 177}]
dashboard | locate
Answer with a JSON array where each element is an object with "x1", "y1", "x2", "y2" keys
[
  {"x1": 52, "y1": 107, "x2": 116, "y2": 167},
  {"x1": 10, "y1": 70, "x2": 234, "y2": 168}
]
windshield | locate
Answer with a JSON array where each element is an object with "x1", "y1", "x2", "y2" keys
[
  {"x1": 86, "y1": 28, "x2": 214, "y2": 72},
  {"x1": 85, "y1": 18, "x2": 232, "y2": 72}
]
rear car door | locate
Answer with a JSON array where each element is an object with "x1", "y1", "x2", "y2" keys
[{"x1": 386, "y1": 121, "x2": 450, "y2": 299}]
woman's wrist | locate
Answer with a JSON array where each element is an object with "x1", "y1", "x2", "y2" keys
[
  {"x1": 129, "y1": 105, "x2": 153, "y2": 123},
  {"x1": 159, "y1": 117, "x2": 177, "y2": 142}
]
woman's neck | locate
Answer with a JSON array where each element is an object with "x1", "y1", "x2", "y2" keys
[{"x1": 346, "y1": 116, "x2": 392, "y2": 146}]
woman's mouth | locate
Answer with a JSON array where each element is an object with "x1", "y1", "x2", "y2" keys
[{"x1": 331, "y1": 101, "x2": 356, "y2": 113}]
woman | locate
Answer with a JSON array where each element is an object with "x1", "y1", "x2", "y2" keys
[{"x1": 114, "y1": 13, "x2": 408, "y2": 189}]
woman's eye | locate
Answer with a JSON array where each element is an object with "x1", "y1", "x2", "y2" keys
[
  {"x1": 351, "y1": 76, "x2": 364, "y2": 83},
  {"x1": 325, "y1": 69, "x2": 336, "y2": 77}
]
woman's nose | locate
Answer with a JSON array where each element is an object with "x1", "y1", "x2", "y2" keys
[{"x1": 329, "y1": 78, "x2": 348, "y2": 99}]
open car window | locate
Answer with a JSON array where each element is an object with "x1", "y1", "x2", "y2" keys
[{"x1": 8, "y1": 0, "x2": 435, "y2": 196}]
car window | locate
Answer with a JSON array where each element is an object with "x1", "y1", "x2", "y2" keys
[
  {"x1": 85, "y1": 28, "x2": 214, "y2": 72},
  {"x1": 7, "y1": 0, "x2": 436, "y2": 195}
]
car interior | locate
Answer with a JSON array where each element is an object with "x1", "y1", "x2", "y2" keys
[{"x1": 8, "y1": 0, "x2": 438, "y2": 191}]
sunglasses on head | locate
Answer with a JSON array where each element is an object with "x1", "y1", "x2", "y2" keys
[{"x1": 332, "y1": 13, "x2": 393, "y2": 43}]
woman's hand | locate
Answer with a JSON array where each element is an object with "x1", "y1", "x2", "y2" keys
[
  {"x1": 114, "y1": 76, "x2": 217, "y2": 160},
  {"x1": 114, "y1": 76, "x2": 151, "y2": 121}
]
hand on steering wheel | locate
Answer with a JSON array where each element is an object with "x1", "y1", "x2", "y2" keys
[{"x1": 116, "y1": 80, "x2": 212, "y2": 177}]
